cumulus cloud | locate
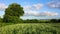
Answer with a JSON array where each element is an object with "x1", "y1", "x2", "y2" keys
[
  {"x1": 43, "y1": 11, "x2": 58, "y2": 16},
  {"x1": 47, "y1": 0, "x2": 60, "y2": 8},
  {"x1": 23, "y1": 6, "x2": 32, "y2": 10},
  {"x1": 23, "y1": 4, "x2": 43, "y2": 10},
  {"x1": 33, "y1": 4, "x2": 43, "y2": 10},
  {"x1": 0, "y1": 3, "x2": 7, "y2": 10},
  {"x1": 24, "y1": 11, "x2": 58, "y2": 16},
  {"x1": 24, "y1": 11, "x2": 40, "y2": 16}
]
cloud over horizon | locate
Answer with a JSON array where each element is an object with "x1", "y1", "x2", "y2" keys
[{"x1": 24, "y1": 11, "x2": 58, "y2": 17}]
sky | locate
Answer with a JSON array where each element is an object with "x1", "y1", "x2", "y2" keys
[{"x1": 0, "y1": 0, "x2": 60, "y2": 19}]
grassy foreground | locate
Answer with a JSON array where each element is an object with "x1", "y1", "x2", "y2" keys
[{"x1": 0, "y1": 23, "x2": 60, "y2": 34}]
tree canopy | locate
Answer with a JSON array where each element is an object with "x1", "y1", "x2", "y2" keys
[{"x1": 3, "y1": 3, "x2": 24, "y2": 23}]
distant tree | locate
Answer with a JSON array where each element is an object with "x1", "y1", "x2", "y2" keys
[
  {"x1": 57, "y1": 19, "x2": 60, "y2": 23},
  {"x1": 3, "y1": 3, "x2": 24, "y2": 23},
  {"x1": 23, "y1": 19, "x2": 39, "y2": 23},
  {"x1": 50, "y1": 19, "x2": 57, "y2": 23},
  {"x1": 0, "y1": 16, "x2": 2, "y2": 22}
]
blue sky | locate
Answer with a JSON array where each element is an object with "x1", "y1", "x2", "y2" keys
[{"x1": 0, "y1": 0, "x2": 60, "y2": 19}]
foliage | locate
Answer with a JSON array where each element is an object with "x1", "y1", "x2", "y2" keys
[
  {"x1": 0, "y1": 17, "x2": 2, "y2": 22},
  {"x1": 3, "y1": 15, "x2": 23, "y2": 23},
  {"x1": 50, "y1": 19, "x2": 60, "y2": 23},
  {"x1": 3, "y1": 3, "x2": 24, "y2": 23}
]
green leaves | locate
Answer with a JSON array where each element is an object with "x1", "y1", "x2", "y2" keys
[
  {"x1": 3, "y1": 3, "x2": 24, "y2": 23},
  {"x1": 5, "y1": 3, "x2": 24, "y2": 17}
]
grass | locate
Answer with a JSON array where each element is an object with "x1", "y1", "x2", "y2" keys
[{"x1": 0, "y1": 23, "x2": 60, "y2": 34}]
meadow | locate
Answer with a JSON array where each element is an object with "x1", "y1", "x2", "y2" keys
[{"x1": 0, "y1": 23, "x2": 60, "y2": 34}]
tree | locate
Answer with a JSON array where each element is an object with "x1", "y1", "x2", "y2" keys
[
  {"x1": 3, "y1": 3, "x2": 24, "y2": 23},
  {"x1": 0, "y1": 16, "x2": 2, "y2": 22},
  {"x1": 57, "y1": 19, "x2": 60, "y2": 23},
  {"x1": 50, "y1": 19, "x2": 57, "y2": 23}
]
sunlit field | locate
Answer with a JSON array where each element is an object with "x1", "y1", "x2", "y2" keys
[{"x1": 0, "y1": 23, "x2": 60, "y2": 34}]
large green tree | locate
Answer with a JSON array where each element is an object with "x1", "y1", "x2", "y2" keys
[{"x1": 3, "y1": 3, "x2": 24, "y2": 23}]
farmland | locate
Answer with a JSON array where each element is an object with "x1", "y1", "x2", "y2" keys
[{"x1": 0, "y1": 23, "x2": 60, "y2": 34}]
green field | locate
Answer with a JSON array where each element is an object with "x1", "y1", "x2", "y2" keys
[{"x1": 0, "y1": 23, "x2": 60, "y2": 34}]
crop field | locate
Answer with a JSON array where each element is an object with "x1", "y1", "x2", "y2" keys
[{"x1": 0, "y1": 23, "x2": 60, "y2": 34}]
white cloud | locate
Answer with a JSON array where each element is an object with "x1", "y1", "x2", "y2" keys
[
  {"x1": 23, "y1": 3, "x2": 43, "y2": 10},
  {"x1": 23, "y1": 6, "x2": 32, "y2": 10},
  {"x1": 33, "y1": 4, "x2": 43, "y2": 10},
  {"x1": 47, "y1": 1, "x2": 60, "y2": 8},
  {"x1": 44, "y1": 11, "x2": 58, "y2": 16},
  {"x1": 0, "y1": 3, "x2": 7, "y2": 10},
  {"x1": 24, "y1": 11, "x2": 58, "y2": 16},
  {"x1": 24, "y1": 11, "x2": 40, "y2": 16}
]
